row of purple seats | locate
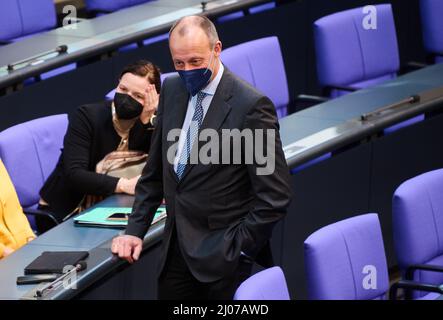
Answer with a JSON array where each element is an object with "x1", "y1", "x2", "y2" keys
[
  {"x1": 237, "y1": 169, "x2": 443, "y2": 300},
  {"x1": 2, "y1": 118, "x2": 441, "y2": 300},
  {"x1": 301, "y1": 167, "x2": 443, "y2": 300},
  {"x1": 75, "y1": 0, "x2": 443, "y2": 65},
  {"x1": 0, "y1": 0, "x2": 157, "y2": 44}
]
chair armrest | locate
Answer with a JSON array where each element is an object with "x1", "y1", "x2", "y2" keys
[
  {"x1": 292, "y1": 94, "x2": 329, "y2": 112},
  {"x1": 322, "y1": 85, "x2": 357, "y2": 97},
  {"x1": 24, "y1": 208, "x2": 59, "y2": 227},
  {"x1": 399, "y1": 61, "x2": 429, "y2": 74},
  {"x1": 389, "y1": 280, "x2": 443, "y2": 300},
  {"x1": 407, "y1": 61, "x2": 429, "y2": 69},
  {"x1": 405, "y1": 264, "x2": 443, "y2": 281},
  {"x1": 295, "y1": 94, "x2": 329, "y2": 104}
]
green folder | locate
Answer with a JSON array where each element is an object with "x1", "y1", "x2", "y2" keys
[{"x1": 73, "y1": 206, "x2": 167, "y2": 228}]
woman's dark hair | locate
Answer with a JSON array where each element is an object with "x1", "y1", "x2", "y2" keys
[{"x1": 119, "y1": 60, "x2": 161, "y2": 94}]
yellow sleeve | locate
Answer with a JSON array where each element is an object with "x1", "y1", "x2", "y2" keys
[
  {"x1": 0, "y1": 160, "x2": 35, "y2": 249},
  {"x1": 0, "y1": 194, "x2": 6, "y2": 258}
]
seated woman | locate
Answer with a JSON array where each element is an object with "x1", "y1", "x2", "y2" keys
[
  {"x1": 38, "y1": 60, "x2": 161, "y2": 232},
  {"x1": 0, "y1": 159, "x2": 36, "y2": 259}
]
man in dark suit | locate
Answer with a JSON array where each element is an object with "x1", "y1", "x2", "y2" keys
[{"x1": 112, "y1": 15, "x2": 292, "y2": 300}]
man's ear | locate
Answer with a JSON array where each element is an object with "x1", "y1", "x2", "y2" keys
[{"x1": 214, "y1": 41, "x2": 222, "y2": 57}]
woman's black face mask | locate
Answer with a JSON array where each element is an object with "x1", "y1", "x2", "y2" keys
[{"x1": 114, "y1": 92, "x2": 143, "y2": 120}]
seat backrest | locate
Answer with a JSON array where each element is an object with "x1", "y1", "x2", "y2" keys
[
  {"x1": 314, "y1": 4, "x2": 399, "y2": 93},
  {"x1": 304, "y1": 213, "x2": 389, "y2": 300},
  {"x1": 221, "y1": 36, "x2": 289, "y2": 111},
  {"x1": 0, "y1": 0, "x2": 56, "y2": 41},
  {"x1": 17, "y1": 0, "x2": 57, "y2": 36},
  {"x1": 0, "y1": 114, "x2": 68, "y2": 208},
  {"x1": 0, "y1": 0, "x2": 23, "y2": 41},
  {"x1": 420, "y1": 0, "x2": 443, "y2": 58},
  {"x1": 234, "y1": 266, "x2": 290, "y2": 300},
  {"x1": 393, "y1": 169, "x2": 443, "y2": 297}
]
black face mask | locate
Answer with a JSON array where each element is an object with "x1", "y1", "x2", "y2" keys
[{"x1": 113, "y1": 92, "x2": 143, "y2": 120}]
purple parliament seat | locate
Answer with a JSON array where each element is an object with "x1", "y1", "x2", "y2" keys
[
  {"x1": 420, "y1": 0, "x2": 443, "y2": 64},
  {"x1": 305, "y1": 212, "x2": 443, "y2": 300},
  {"x1": 314, "y1": 4, "x2": 424, "y2": 133},
  {"x1": 304, "y1": 214, "x2": 390, "y2": 300},
  {"x1": 0, "y1": 0, "x2": 57, "y2": 44},
  {"x1": 393, "y1": 169, "x2": 443, "y2": 300},
  {"x1": 234, "y1": 266, "x2": 290, "y2": 300},
  {"x1": 0, "y1": 115, "x2": 68, "y2": 231},
  {"x1": 221, "y1": 36, "x2": 290, "y2": 118},
  {"x1": 314, "y1": 4, "x2": 399, "y2": 98}
]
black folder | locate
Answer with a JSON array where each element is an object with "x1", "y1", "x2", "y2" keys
[{"x1": 24, "y1": 251, "x2": 89, "y2": 275}]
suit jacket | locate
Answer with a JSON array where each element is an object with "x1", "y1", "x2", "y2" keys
[
  {"x1": 125, "y1": 68, "x2": 292, "y2": 282},
  {"x1": 40, "y1": 101, "x2": 154, "y2": 220}
]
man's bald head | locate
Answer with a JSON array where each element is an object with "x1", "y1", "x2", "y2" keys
[{"x1": 169, "y1": 15, "x2": 219, "y2": 49}]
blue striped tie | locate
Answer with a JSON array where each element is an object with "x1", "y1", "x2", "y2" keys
[{"x1": 176, "y1": 91, "x2": 207, "y2": 179}]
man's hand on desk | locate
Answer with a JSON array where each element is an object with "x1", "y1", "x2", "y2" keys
[{"x1": 111, "y1": 235, "x2": 143, "y2": 264}]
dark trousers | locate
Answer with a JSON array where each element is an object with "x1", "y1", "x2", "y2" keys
[{"x1": 158, "y1": 228, "x2": 253, "y2": 300}]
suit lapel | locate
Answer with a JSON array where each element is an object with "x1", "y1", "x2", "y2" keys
[{"x1": 166, "y1": 84, "x2": 189, "y2": 184}]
